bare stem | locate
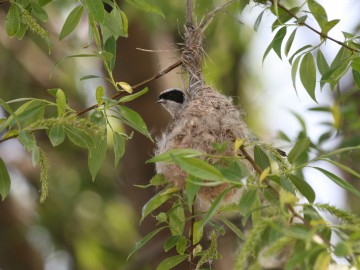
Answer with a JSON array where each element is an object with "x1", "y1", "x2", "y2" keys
[{"x1": 189, "y1": 204, "x2": 195, "y2": 270}]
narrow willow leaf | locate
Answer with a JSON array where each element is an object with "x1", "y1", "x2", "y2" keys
[
  {"x1": 322, "y1": 19, "x2": 340, "y2": 36},
  {"x1": 288, "y1": 174, "x2": 315, "y2": 203},
  {"x1": 289, "y1": 45, "x2": 312, "y2": 64},
  {"x1": 262, "y1": 41, "x2": 273, "y2": 64},
  {"x1": 351, "y1": 57, "x2": 360, "y2": 73},
  {"x1": 312, "y1": 167, "x2": 360, "y2": 198},
  {"x1": 287, "y1": 137, "x2": 311, "y2": 164},
  {"x1": 96, "y1": 86, "x2": 104, "y2": 106},
  {"x1": 117, "y1": 82, "x2": 133, "y2": 93},
  {"x1": 218, "y1": 216, "x2": 245, "y2": 240},
  {"x1": 127, "y1": 227, "x2": 167, "y2": 261},
  {"x1": 119, "y1": 87, "x2": 149, "y2": 103},
  {"x1": 56, "y1": 89, "x2": 66, "y2": 116},
  {"x1": 197, "y1": 188, "x2": 230, "y2": 231},
  {"x1": 307, "y1": 0, "x2": 328, "y2": 30},
  {"x1": 120, "y1": 10, "x2": 128, "y2": 37},
  {"x1": 239, "y1": 188, "x2": 258, "y2": 216},
  {"x1": 118, "y1": 105, "x2": 152, "y2": 140},
  {"x1": 272, "y1": 26, "x2": 287, "y2": 59},
  {"x1": 254, "y1": 10, "x2": 265, "y2": 32},
  {"x1": 88, "y1": 132, "x2": 107, "y2": 181},
  {"x1": 317, "y1": 49, "x2": 329, "y2": 75},
  {"x1": 31, "y1": 3, "x2": 48, "y2": 21},
  {"x1": 6, "y1": 4, "x2": 21, "y2": 37},
  {"x1": 141, "y1": 189, "x2": 175, "y2": 222},
  {"x1": 285, "y1": 29, "x2": 297, "y2": 57},
  {"x1": 238, "y1": 0, "x2": 250, "y2": 13},
  {"x1": 18, "y1": 131, "x2": 36, "y2": 151},
  {"x1": 185, "y1": 176, "x2": 201, "y2": 211},
  {"x1": 291, "y1": 55, "x2": 302, "y2": 93},
  {"x1": 84, "y1": 0, "x2": 104, "y2": 22},
  {"x1": 299, "y1": 52, "x2": 317, "y2": 101},
  {"x1": 193, "y1": 221, "x2": 203, "y2": 244},
  {"x1": 254, "y1": 145, "x2": 271, "y2": 171},
  {"x1": 49, "y1": 125, "x2": 65, "y2": 146},
  {"x1": 352, "y1": 69, "x2": 360, "y2": 88},
  {"x1": 0, "y1": 158, "x2": 11, "y2": 201},
  {"x1": 65, "y1": 126, "x2": 94, "y2": 148},
  {"x1": 313, "y1": 251, "x2": 330, "y2": 270},
  {"x1": 146, "y1": 148, "x2": 203, "y2": 163},
  {"x1": 176, "y1": 236, "x2": 187, "y2": 255},
  {"x1": 164, "y1": 236, "x2": 180, "y2": 252},
  {"x1": 59, "y1": 6, "x2": 84, "y2": 40},
  {"x1": 171, "y1": 155, "x2": 224, "y2": 182},
  {"x1": 156, "y1": 255, "x2": 188, "y2": 270},
  {"x1": 104, "y1": 36, "x2": 116, "y2": 71},
  {"x1": 103, "y1": 8, "x2": 124, "y2": 39},
  {"x1": 80, "y1": 75, "x2": 103, "y2": 81},
  {"x1": 125, "y1": 0, "x2": 164, "y2": 18},
  {"x1": 169, "y1": 201, "x2": 185, "y2": 236},
  {"x1": 113, "y1": 131, "x2": 126, "y2": 167}
]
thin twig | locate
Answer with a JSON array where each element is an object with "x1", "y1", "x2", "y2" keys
[
  {"x1": 186, "y1": 0, "x2": 193, "y2": 27},
  {"x1": 189, "y1": 204, "x2": 196, "y2": 270},
  {"x1": 275, "y1": 0, "x2": 360, "y2": 54},
  {"x1": 0, "y1": 60, "x2": 182, "y2": 144}
]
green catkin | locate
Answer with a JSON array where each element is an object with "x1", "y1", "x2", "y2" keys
[{"x1": 39, "y1": 149, "x2": 48, "y2": 203}]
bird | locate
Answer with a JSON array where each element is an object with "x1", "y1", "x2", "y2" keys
[{"x1": 155, "y1": 84, "x2": 254, "y2": 211}]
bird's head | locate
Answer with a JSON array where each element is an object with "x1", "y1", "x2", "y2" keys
[{"x1": 157, "y1": 88, "x2": 186, "y2": 118}]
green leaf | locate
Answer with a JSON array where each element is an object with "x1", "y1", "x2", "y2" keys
[
  {"x1": 254, "y1": 145, "x2": 271, "y2": 171},
  {"x1": 104, "y1": 36, "x2": 116, "y2": 71},
  {"x1": 156, "y1": 255, "x2": 188, "y2": 270},
  {"x1": 352, "y1": 69, "x2": 360, "y2": 88},
  {"x1": 169, "y1": 201, "x2": 185, "y2": 236},
  {"x1": 218, "y1": 216, "x2": 245, "y2": 240},
  {"x1": 113, "y1": 131, "x2": 126, "y2": 167},
  {"x1": 324, "y1": 159, "x2": 360, "y2": 179},
  {"x1": 322, "y1": 19, "x2": 340, "y2": 36},
  {"x1": 299, "y1": 52, "x2": 317, "y2": 101},
  {"x1": 141, "y1": 188, "x2": 176, "y2": 222},
  {"x1": 127, "y1": 227, "x2": 167, "y2": 261},
  {"x1": 6, "y1": 4, "x2": 21, "y2": 37},
  {"x1": 262, "y1": 41, "x2": 273, "y2": 64},
  {"x1": 288, "y1": 174, "x2": 315, "y2": 203},
  {"x1": 289, "y1": 45, "x2": 312, "y2": 64},
  {"x1": 316, "y1": 49, "x2": 329, "y2": 75},
  {"x1": 80, "y1": 75, "x2": 103, "y2": 81},
  {"x1": 31, "y1": 3, "x2": 48, "y2": 21},
  {"x1": 164, "y1": 236, "x2": 181, "y2": 252},
  {"x1": 146, "y1": 148, "x2": 203, "y2": 163},
  {"x1": 125, "y1": 0, "x2": 164, "y2": 18},
  {"x1": 65, "y1": 126, "x2": 94, "y2": 148},
  {"x1": 0, "y1": 158, "x2": 11, "y2": 201},
  {"x1": 171, "y1": 155, "x2": 224, "y2": 182},
  {"x1": 185, "y1": 176, "x2": 201, "y2": 211},
  {"x1": 102, "y1": 7, "x2": 125, "y2": 38},
  {"x1": 291, "y1": 55, "x2": 302, "y2": 93},
  {"x1": 238, "y1": 0, "x2": 250, "y2": 13},
  {"x1": 287, "y1": 137, "x2": 311, "y2": 164},
  {"x1": 95, "y1": 86, "x2": 104, "y2": 106},
  {"x1": 18, "y1": 131, "x2": 36, "y2": 151},
  {"x1": 59, "y1": 6, "x2": 84, "y2": 40},
  {"x1": 307, "y1": 0, "x2": 328, "y2": 29},
  {"x1": 84, "y1": 0, "x2": 104, "y2": 23},
  {"x1": 118, "y1": 105, "x2": 152, "y2": 141},
  {"x1": 193, "y1": 221, "x2": 203, "y2": 244},
  {"x1": 272, "y1": 26, "x2": 287, "y2": 59},
  {"x1": 312, "y1": 167, "x2": 360, "y2": 198},
  {"x1": 119, "y1": 88, "x2": 149, "y2": 103},
  {"x1": 254, "y1": 10, "x2": 265, "y2": 32},
  {"x1": 48, "y1": 125, "x2": 65, "y2": 146},
  {"x1": 239, "y1": 188, "x2": 258, "y2": 216},
  {"x1": 351, "y1": 57, "x2": 360, "y2": 73},
  {"x1": 285, "y1": 29, "x2": 297, "y2": 57},
  {"x1": 196, "y1": 188, "x2": 230, "y2": 232},
  {"x1": 56, "y1": 89, "x2": 66, "y2": 116},
  {"x1": 176, "y1": 236, "x2": 187, "y2": 255}
]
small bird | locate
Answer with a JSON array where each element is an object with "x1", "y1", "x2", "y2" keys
[{"x1": 155, "y1": 84, "x2": 254, "y2": 211}]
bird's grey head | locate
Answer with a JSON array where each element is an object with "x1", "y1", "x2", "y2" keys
[{"x1": 157, "y1": 88, "x2": 186, "y2": 119}]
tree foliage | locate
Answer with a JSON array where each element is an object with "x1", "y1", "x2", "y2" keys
[{"x1": 1, "y1": 0, "x2": 360, "y2": 269}]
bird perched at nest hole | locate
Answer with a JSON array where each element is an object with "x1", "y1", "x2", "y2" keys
[{"x1": 155, "y1": 84, "x2": 254, "y2": 211}]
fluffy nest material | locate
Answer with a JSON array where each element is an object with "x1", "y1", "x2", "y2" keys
[
  {"x1": 155, "y1": 23, "x2": 254, "y2": 210},
  {"x1": 156, "y1": 84, "x2": 253, "y2": 210}
]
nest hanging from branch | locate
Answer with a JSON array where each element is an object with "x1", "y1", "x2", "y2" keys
[{"x1": 156, "y1": 1, "x2": 253, "y2": 210}]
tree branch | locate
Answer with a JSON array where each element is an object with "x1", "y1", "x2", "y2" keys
[{"x1": 275, "y1": 0, "x2": 360, "y2": 54}]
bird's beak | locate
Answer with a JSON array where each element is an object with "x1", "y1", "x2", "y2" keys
[{"x1": 156, "y1": 99, "x2": 164, "y2": 104}]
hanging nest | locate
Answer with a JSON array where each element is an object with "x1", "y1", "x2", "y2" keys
[{"x1": 156, "y1": 12, "x2": 254, "y2": 211}]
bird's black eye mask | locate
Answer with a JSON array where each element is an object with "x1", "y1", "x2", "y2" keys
[{"x1": 158, "y1": 89, "x2": 184, "y2": 104}]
